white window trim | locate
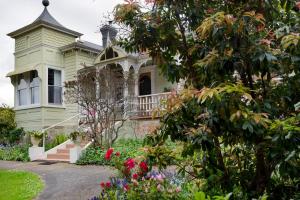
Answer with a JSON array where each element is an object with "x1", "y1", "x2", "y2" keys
[
  {"x1": 30, "y1": 77, "x2": 41, "y2": 105},
  {"x1": 46, "y1": 65, "x2": 65, "y2": 108},
  {"x1": 15, "y1": 72, "x2": 41, "y2": 109}
]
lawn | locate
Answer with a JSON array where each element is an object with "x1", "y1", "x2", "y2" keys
[{"x1": 0, "y1": 169, "x2": 44, "y2": 200}]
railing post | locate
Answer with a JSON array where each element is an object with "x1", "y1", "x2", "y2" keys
[{"x1": 42, "y1": 130, "x2": 45, "y2": 152}]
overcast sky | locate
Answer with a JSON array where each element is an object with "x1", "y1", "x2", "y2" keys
[{"x1": 0, "y1": 0, "x2": 123, "y2": 106}]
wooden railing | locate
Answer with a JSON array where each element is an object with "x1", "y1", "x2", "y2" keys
[{"x1": 136, "y1": 92, "x2": 171, "y2": 117}]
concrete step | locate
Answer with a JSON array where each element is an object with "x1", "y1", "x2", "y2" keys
[
  {"x1": 66, "y1": 144, "x2": 75, "y2": 149},
  {"x1": 47, "y1": 153, "x2": 70, "y2": 160},
  {"x1": 57, "y1": 149, "x2": 70, "y2": 154},
  {"x1": 44, "y1": 159, "x2": 70, "y2": 162},
  {"x1": 66, "y1": 143, "x2": 87, "y2": 149}
]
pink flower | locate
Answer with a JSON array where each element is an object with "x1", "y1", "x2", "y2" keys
[
  {"x1": 124, "y1": 158, "x2": 135, "y2": 169},
  {"x1": 176, "y1": 186, "x2": 181, "y2": 193},
  {"x1": 157, "y1": 184, "x2": 162, "y2": 191},
  {"x1": 124, "y1": 184, "x2": 130, "y2": 191},
  {"x1": 104, "y1": 148, "x2": 114, "y2": 160},
  {"x1": 156, "y1": 174, "x2": 164, "y2": 183}
]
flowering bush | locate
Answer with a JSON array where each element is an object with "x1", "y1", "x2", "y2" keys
[{"x1": 98, "y1": 148, "x2": 190, "y2": 200}]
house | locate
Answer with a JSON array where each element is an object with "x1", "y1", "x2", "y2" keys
[{"x1": 6, "y1": 0, "x2": 180, "y2": 136}]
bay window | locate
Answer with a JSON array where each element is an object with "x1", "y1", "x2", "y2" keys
[
  {"x1": 48, "y1": 68, "x2": 62, "y2": 104},
  {"x1": 17, "y1": 74, "x2": 27, "y2": 106},
  {"x1": 30, "y1": 70, "x2": 40, "y2": 104}
]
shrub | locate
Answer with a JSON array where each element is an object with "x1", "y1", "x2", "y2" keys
[
  {"x1": 77, "y1": 139, "x2": 145, "y2": 166},
  {"x1": 0, "y1": 105, "x2": 23, "y2": 145},
  {"x1": 45, "y1": 134, "x2": 68, "y2": 151},
  {"x1": 0, "y1": 145, "x2": 30, "y2": 162},
  {"x1": 97, "y1": 148, "x2": 233, "y2": 200},
  {"x1": 27, "y1": 131, "x2": 44, "y2": 140}
]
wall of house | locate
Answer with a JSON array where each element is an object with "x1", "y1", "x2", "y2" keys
[
  {"x1": 43, "y1": 28, "x2": 75, "y2": 47},
  {"x1": 15, "y1": 29, "x2": 43, "y2": 69},
  {"x1": 63, "y1": 49, "x2": 99, "y2": 133},
  {"x1": 154, "y1": 67, "x2": 176, "y2": 93},
  {"x1": 15, "y1": 108, "x2": 44, "y2": 131},
  {"x1": 12, "y1": 27, "x2": 79, "y2": 134}
]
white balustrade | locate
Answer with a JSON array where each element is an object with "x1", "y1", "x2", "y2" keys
[{"x1": 136, "y1": 92, "x2": 171, "y2": 117}]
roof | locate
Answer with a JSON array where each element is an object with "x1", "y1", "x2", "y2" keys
[
  {"x1": 7, "y1": 7, "x2": 82, "y2": 38},
  {"x1": 60, "y1": 40, "x2": 103, "y2": 53},
  {"x1": 6, "y1": 65, "x2": 42, "y2": 77}
]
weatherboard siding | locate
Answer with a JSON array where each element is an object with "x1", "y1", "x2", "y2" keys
[
  {"x1": 15, "y1": 29, "x2": 43, "y2": 52},
  {"x1": 43, "y1": 28, "x2": 75, "y2": 48}
]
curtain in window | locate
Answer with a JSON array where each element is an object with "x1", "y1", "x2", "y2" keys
[
  {"x1": 48, "y1": 69, "x2": 62, "y2": 104},
  {"x1": 17, "y1": 79, "x2": 27, "y2": 106},
  {"x1": 30, "y1": 77, "x2": 39, "y2": 104}
]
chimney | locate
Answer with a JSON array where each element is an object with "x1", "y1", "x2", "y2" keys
[{"x1": 100, "y1": 21, "x2": 118, "y2": 48}]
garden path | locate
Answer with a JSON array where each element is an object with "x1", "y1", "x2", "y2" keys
[{"x1": 0, "y1": 161, "x2": 114, "y2": 200}]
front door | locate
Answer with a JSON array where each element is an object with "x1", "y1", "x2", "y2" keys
[{"x1": 139, "y1": 74, "x2": 151, "y2": 96}]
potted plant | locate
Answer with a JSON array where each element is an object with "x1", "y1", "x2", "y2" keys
[
  {"x1": 69, "y1": 131, "x2": 84, "y2": 146},
  {"x1": 28, "y1": 131, "x2": 43, "y2": 147}
]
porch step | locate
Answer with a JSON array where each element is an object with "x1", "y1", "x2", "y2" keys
[
  {"x1": 57, "y1": 149, "x2": 70, "y2": 154},
  {"x1": 44, "y1": 141, "x2": 89, "y2": 162},
  {"x1": 66, "y1": 143, "x2": 86, "y2": 149},
  {"x1": 47, "y1": 153, "x2": 70, "y2": 160}
]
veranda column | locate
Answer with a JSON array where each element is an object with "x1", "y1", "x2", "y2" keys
[
  {"x1": 133, "y1": 72, "x2": 139, "y2": 116},
  {"x1": 123, "y1": 71, "x2": 129, "y2": 116}
]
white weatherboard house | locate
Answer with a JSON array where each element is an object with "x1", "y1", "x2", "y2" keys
[{"x1": 6, "y1": 1, "x2": 180, "y2": 162}]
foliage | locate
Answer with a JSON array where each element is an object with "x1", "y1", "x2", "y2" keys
[
  {"x1": 27, "y1": 131, "x2": 44, "y2": 140},
  {"x1": 76, "y1": 139, "x2": 145, "y2": 166},
  {"x1": 69, "y1": 131, "x2": 84, "y2": 142},
  {"x1": 0, "y1": 104, "x2": 24, "y2": 146},
  {"x1": 115, "y1": 0, "x2": 300, "y2": 198},
  {"x1": 45, "y1": 134, "x2": 68, "y2": 151},
  {"x1": 0, "y1": 169, "x2": 44, "y2": 200},
  {"x1": 0, "y1": 145, "x2": 30, "y2": 162},
  {"x1": 97, "y1": 148, "x2": 235, "y2": 200}
]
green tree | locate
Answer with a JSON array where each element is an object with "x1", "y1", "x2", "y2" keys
[
  {"x1": 114, "y1": 0, "x2": 300, "y2": 198},
  {"x1": 0, "y1": 104, "x2": 24, "y2": 145}
]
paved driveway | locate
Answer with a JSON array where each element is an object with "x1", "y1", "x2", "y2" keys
[{"x1": 0, "y1": 161, "x2": 114, "y2": 200}]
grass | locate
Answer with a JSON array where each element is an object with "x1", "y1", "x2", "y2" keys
[{"x1": 0, "y1": 169, "x2": 44, "y2": 200}]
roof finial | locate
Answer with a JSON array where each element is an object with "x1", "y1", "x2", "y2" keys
[{"x1": 42, "y1": 0, "x2": 49, "y2": 7}]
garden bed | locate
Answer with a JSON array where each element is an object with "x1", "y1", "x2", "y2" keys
[{"x1": 0, "y1": 145, "x2": 30, "y2": 162}]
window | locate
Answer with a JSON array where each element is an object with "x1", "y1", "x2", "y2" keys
[
  {"x1": 30, "y1": 70, "x2": 39, "y2": 104},
  {"x1": 48, "y1": 69, "x2": 62, "y2": 104},
  {"x1": 17, "y1": 74, "x2": 27, "y2": 106}
]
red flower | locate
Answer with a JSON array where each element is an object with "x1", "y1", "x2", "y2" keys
[
  {"x1": 100, "y1": 182, "x2": 105, "y2": 188},
  {"x1": 139, "y1": 161, "x2": 148, "y2": 172},
  {"x1": 124, "y1": 158, "x2": 135, "y2": 169},
  {"x1": 106, "y1": 182, "x2": 111, "y2": 188},
  {"x1": 115, "y1": 152, "x2": 121, "y2": 157},
  {"x1": 132, "y1": 173, "x2": 139, "y2": 179},
  {"x1": 104, "y1": 148, "x2": 114, "y2": 160},
  {"x1": 123, "y1": 184, "x2": 130, "y2": 191}
]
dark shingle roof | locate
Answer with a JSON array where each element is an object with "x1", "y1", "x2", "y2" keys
[
  {"x1": 8, "y1": 8, "x2": 82, "y2": 38},
  {"x1": 60, "y1": 40, "x2": 103, "y2": 53}
]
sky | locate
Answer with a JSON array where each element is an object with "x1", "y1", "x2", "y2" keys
[{"x1": 0, "y1": 0, "x2": 124, "y2": 106}]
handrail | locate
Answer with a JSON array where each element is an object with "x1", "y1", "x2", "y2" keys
[
  {"x1": 41, "y1": 113, "x2": 81, "y2": 151},
  {"x1": 137, "y1": 92, "x2": 171, "y2": 98}
]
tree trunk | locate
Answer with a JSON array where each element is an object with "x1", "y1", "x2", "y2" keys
[{"x1": 250, "y1": 141, "x2": 271, "y2": 195}]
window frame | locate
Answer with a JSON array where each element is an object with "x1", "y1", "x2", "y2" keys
[
  {"x1": 47, "y1": 66, "x2": 64, "y2": 106},
  {"x1": 29, "y1": 70, "x2": 40, "y2": 105}
]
